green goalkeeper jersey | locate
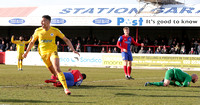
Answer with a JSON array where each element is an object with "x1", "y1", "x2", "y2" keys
[{"x1": 172, "y1": 68, "x2": 192, "y2": 87}]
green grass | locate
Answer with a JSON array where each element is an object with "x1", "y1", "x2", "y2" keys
[{"x1": 0, "y1": 64, "x2": 200, "y2": 105}]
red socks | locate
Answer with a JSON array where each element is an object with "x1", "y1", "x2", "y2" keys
[
  {"x1": 127, "y1": 66, "x2": 131, "y2": 77},
  {"x1": 51, "y1": 74, "x2": 58, "y2": 80},
  {"x1": 123, "y1": 66, "x2": 127, "y2": 76}
]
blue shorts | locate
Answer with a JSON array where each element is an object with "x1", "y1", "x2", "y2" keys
[
  {"x1": 122, "y1": 52, "x2": 133, "y2": 61},
  {"x1": 63, "y1": 72, "x2": 74, "y2": 87}
]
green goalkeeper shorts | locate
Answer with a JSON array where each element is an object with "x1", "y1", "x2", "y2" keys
[{"x1": 164, "y1": 69, "x2": 174, "y2": 80}]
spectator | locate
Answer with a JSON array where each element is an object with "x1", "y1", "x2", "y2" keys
[
  {"x1": 93, "y1": 38, "x2": 98, "y2": 52},
  {"x1": 57, "y1": 41, "x2": 62, "y2": 52},
  {"x1": 7, "y1": 46, "x2": 15, "y2": 51},
  {"x1": 110, "y1": 38, "x2": 116, "y2": 45},
  {"x1": 81, "y1": 37, "x2": 86, "y2": 52},
  {"x1": 97, "y1": 40, "x2": 102, "y2": 45},
  {"x1": 156, "y1": 46, "x2": 161, "y2": 53},
  {"x1": 107, "y1": 48, "x2": 111, "y2": 53},
  {"x1": 180, "y1": 48, "x2": 186, "y2": 54},
  {"x1": 5, "y1": 43, "x2": 10, "y2": 51},
  {"x1": 138, "y1": 47, "x2": 145, "y2": 54},
  {"x1": 154, "y1": 40, "x2": 158, "y2": 46},
  {"x1": 155, "y1": 48, "x2": 161, "y2": 54},
  {"x1": 0, "y1": 40, "x2": 6, "y2": 52},
  {"x1": 76, "y1": 40, "x2": 81, "y2": 52},
  {"x1": 194, "y1": 40, "x2": 198, "y2": 54},
  {"x1": 197, "y1": 43, "x2": 200, "y2": 54},
  {"x1": 169, "y1": 47, "x2": 176, "y2": 54},
  {"x1": 180, "y1": 42, "x2": 185, "y2": 53},
  {"x1": 175, "y1": 43, "x2": 180, "y2": 54},
  {"x1": 86, "y1": 37, "x2": 93, "y2": 52},
  {"x1": 168, "y1": 36, "x2": 173, "y2": 46},
  {"x1": 101, "y1": 47, "x2": 106, "y2": 53},
  {"x1": 161, "y1": 45, "x2": 168, "y2": 54},
  {"x1": 112, "y1": 47, "x2": 118, "y2": 53},
  {"x1": 189, "y1": 47, "x2": 196, "y2": 54},
  {"x1": 146, "y1": 47, "x2": 153, "y2": 54}
]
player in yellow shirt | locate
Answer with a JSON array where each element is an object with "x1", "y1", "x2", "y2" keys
[
  {"x1": 23, "y1": 15, "x2": 80, "y2": 95},
  {"x1": 11, "y1": 35, "x2": 32, "y2": 71}
]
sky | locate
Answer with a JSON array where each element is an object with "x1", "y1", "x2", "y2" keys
[{"x1": 0, "y1": 0, "x2": 199, "y2": 7}]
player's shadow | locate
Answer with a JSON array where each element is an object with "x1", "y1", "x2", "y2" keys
[
  {"x1": 70, "y1": 85, "x2": 125, "y2": 89},
  {"x1": 0, "y1": 99, "x2": 54, "y2": 103},
  {"x1": 115, "y1": 93, "x2": 200, "y2": 98},
  {"x1": 113, "y1": 88, "x2": 200, "y2": 92}
]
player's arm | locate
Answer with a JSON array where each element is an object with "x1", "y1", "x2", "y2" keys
[
  {"x1": 131, "y1": 37, "x2": 144, "y2": 46},
  {"x1": 11, "y1": 35, "x2": 17, "y2": 44},
  {"x1": 22, "y1": 37, "x2": 36, "y2": 58},
  {"x1": 116, "y1": 36, "x2": 126, "y2": 52},
  {"x1": 25, "y1": 36, "x2": 32, "y2": 44},
  {"x1": 174, "y1": 81, "x2": 182, "y2": 87},
  {"x1": 182, "y1": 77, "x2": 191, "y2": 87},
  {"x1": 62, "y1": 36, "x2": 80, "y2": 56}
]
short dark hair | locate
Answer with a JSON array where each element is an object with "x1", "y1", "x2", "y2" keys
[
  {"x1": 82, "y1": 73, "x2": 86, "y2": 80},
  {"x1": 42, "y1": 15, "x2": 51, "y2": 22}
]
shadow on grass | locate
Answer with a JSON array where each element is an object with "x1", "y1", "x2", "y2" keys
[
  {"x1": 70, "y1": 85, "x2": 125, "y2": 89},
  {"x1": 115, "y1": 93, "x2": 200, "y2": 98},
  {"x1": 0, "y1": 99, "x2": 96, "y2": 104},
  {"x1": 112, "y1": 87, "x2": 200, "y2": 92},
  {"x1": 0, "y1": 99, "x2": 53, "y2": 103}
]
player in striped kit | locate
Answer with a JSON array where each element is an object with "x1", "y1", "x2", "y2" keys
[{"x1": 117, "y1": 27, "x2": 144, "y2": 79}]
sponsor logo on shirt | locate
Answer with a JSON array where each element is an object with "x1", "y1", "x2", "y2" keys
[
  {"x1": 50, "y1": 33, "x2": 54, "y2": 36},
  {"x1": 41, "y1": 40, "x2": 52, "y2": 43}
]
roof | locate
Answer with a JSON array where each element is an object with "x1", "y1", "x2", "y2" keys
[{"x1": 0, "y1": 0, "x2": 200, "y2": 26}]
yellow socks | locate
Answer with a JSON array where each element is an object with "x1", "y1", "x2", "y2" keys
[
  {"x1": 20, "y1": 61, "x2": 22, "y2": 69},
  {"x1": 18, "y1": 61, "x2": 20, "y2": 69},
  {"x1": 57, "y1": 72, "x2": 68, "y2": 89}
]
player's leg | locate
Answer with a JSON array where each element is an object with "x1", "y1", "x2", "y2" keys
[
  {"x1": 127, "y1": 61, "x2": 133, "y2": 79},
  {"x1": 122, "y1": 52, "x2": 128, "y2": 79},
  {"x1": 127, "y1": 52, "x2": 133, "y2": 79},
  {"x1": 17, "y1": 59, "x2": 20, "y2": 70},
  {"x1": 123, "y1": 60, "x2": 128, "y2": 79},
  {"x1": 50, "y1": 53, "x2": 71, "y2": 95},
  {"x1": 18, "y1": 53, "x2": 23, "y2": 70},
  {"x1": 163, "y1": 69, "x2": 174, "y2": 86},
  {"x1": 20, "y1": 59, "x2": 23, "y2": 70}
]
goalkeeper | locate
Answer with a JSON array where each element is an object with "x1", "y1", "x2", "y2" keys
[{"x1": 145, "y1": 68, "x2": 198, "y2": 87}]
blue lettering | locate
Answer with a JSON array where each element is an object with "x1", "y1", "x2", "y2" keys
[
  {"x1": 98, "y1": 8, "x2": 109, "y2": 13},
  {"x1": 60, "y1": 58, "x2": 70, "y2": 62},
  {"x1": 117, "y1": 17, "x2": 124, "y2": 25},
  {"x1": 80, "y1": 57, "x2": 101, "y2": 63},
  {"x1": 139, "y1": 18, "x2": 143, "y2": 26},
  {"x1": 132, "y1": 20, "x2": 137, "y2": 26},
  {"x1": 151, "y1": 7, "x2": 165, "y2": 13},
  {"x1": 114, "y1": 8, "x2": 128, "y2": 14},
  {"x1": 128, "y1": 8, "x2": 138, "y2": 14},
  {"x1": 196, "y1": 10, "x2": 200, "y2": 13},
  {"x1": 107, "y1": 8, "x2": 115, "y2": 13},
  {"x1": 82, "y1": 8, "x2": 94, "y2": 14},
  {"x1": 59, "y1": 8, "x2": 72, "y2": 14},
  {"x1": 164, "y1": 7, "x2": 177, "y2": 13},
  {"x1": 180, "y1": 7, "x2": 194, "y2": 13},
  {"x1": 74, "y1": 8, "x2": 85, "y2": 14}
]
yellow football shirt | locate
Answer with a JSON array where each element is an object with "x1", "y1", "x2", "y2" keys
[
  {"x1": 11, "y1": 36, "x2": 31, "y2": 54},
  {"x1": 32, "y1": 27, "x2": 65, "y2": 54}
]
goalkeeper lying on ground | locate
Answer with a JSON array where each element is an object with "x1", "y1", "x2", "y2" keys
[
  {"x1": 45, "y1": 68, "x2": 86, "y2": 87},
  {"x1": 145, "y1": 68, "x2": 198, "y2": 87}
]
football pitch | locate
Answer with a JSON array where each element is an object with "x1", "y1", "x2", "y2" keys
[{"x1": 0, "y1": 65, "x2": 200, "y2": 105}]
